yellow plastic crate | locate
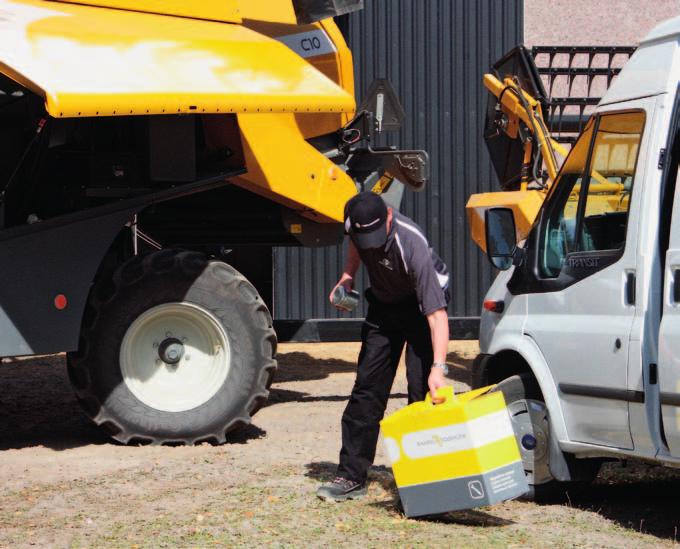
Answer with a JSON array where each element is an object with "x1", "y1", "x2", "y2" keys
[{"x1": 380, "y1": 386, "x2": 528, "y2": 517}]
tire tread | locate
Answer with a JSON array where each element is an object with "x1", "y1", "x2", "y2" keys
[{"x1": 67, "y1": 249, "x2": 278, "y2": 445}]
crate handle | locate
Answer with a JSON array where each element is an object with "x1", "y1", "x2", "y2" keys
[{"x1": 425, "y1": 386, "x2": 455, "y2": 406}]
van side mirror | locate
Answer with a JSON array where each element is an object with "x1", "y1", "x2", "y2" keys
[{"x1": 485, "y1": 207, "x2": 518, "y2": 270}]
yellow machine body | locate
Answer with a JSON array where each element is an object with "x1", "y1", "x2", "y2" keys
[
  {"x1": 467, "y1": 189, "x2": 547, "y2": 251},
  {"x1": 467, "y1": 71, "x2": 634, "y2": 252},
  {"x1": 0, "y1": 0, "x2": 360, "y2": 222},
  {"x1": 50, "y1": 0, "x2": 243, "y2": 23},
  {"x1": 380, "y1": 386, "x2": 528, "y2": 517}
]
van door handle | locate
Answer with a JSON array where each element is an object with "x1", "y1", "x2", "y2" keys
[
  {"x1": 674, "y1": 269, "x2": 680, "y2": 303},
  {"x1": 625, "y1": 272, "x2": 636, "y2": 306}
]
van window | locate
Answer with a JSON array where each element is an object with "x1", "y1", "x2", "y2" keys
[{"x1": 540, "y1": 111, "x2": 645, "y2": 278}]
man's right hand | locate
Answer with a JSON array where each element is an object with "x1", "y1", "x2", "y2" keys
[{"x1": 329, "y1": 274, "x2": 354, "y2": 308}]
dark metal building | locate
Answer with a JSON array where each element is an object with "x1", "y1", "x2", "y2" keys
[{"x1": 273, "y1": 0, "x2": 524, "y2": 340}]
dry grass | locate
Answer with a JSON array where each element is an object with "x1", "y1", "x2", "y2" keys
[{"x1": 0, "y1": 342, "x2": 678, "y2": 548}]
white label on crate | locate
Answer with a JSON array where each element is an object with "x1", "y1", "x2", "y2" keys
[
  {"x1": 488, "y1": 468, "x2": 521, "y2": 495},
  {"x1": 401, "y1": 410, "x2": 513, "y2": 460},
  {"x1": 275, "y1": 30, "x2": 336, "y2": 59},
  {"x1": 383, "y1": 436, "x2": 401, "y2": 465}
]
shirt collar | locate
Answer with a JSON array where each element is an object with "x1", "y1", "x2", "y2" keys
[{"x1": 384, "y1": 216, "x2": 397, "y2": 252}]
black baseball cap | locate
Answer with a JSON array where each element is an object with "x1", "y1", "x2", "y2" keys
[{"x1": 344, "y1": 192, "x2": 389, "y2": 249}]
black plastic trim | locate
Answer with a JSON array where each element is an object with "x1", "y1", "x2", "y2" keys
[
  {"x1": 659, "y1": 84, "x2": 680, "y2": 313},
  {"x1": 559, "y1": 383, "x2": 644, "y2": 403},
  {"x1": 649, "y1": 363, "x2": 658, "y2": 385},
  {"x1": 661, "y1": 393, "x2": 680, "y2": 407},
  {"x1": 626, "y1": 272, "x2": 636, "y2": 305}
]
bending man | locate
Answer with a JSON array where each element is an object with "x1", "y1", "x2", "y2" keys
[{"x1": 317, "y1": 192, "x2": 450, "y2": 502}]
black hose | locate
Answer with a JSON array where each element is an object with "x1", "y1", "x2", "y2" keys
[
  {"x1": 510, "y1": 77, "x2": 558, "y2": 181},
  {"x1": 532, "y1": 147, "x2": 545, "y2": 186}
]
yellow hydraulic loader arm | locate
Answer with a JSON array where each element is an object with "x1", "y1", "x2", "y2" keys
[
  {"x1": 467, "y1": 48, "x2": 622, "y2": 252},
  {"x1": 466, "y1": 73, "x2": 567, "y2": 252}
]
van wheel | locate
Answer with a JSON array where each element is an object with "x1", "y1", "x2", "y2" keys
[
  {"x1": 492, "y1": 374, "x2": 559, "y2": 500},
  {"x1": 67, "y1": 249, "x2": 277, "y2": 445}
]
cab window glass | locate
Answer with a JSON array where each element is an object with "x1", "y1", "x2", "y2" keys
[
  {"x1": 540, "y1": 121, "x2": 594, "y2": 277},
  {"x1": 540, "y1": 111, "x2": 645, "y2": 278}
]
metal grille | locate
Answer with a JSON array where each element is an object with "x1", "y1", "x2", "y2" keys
[
  {"x1": 532, "y1": 46, "x2": 636, "y2": 143},
  {"x1": 273, "y1": 0, "x2": 524, "y2": 322}
]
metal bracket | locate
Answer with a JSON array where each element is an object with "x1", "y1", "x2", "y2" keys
[
  {"x1": 128, "y1": 214, "x2": 162, "y2": 255},
  {"x1": 347, "y1": 147, "x2": 430, "y2": 191}
]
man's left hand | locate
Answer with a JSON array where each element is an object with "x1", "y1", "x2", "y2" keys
[{"x1": 428, "y1": 367, "x2": 448, "y2": 404}]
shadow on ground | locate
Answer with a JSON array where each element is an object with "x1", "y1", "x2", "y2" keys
[
  {"x1": 275, "y1": 351, "x2": 357, "y2": 383},
  {"x1": 445, "y1": 349, "x2": 474, "y2": 387},
  {"x1": 564, "y1": 461, "x2": 680, "y2": 541},
  {"x1": 0, "y1": 355, "x2": 109, "y2": 451},
  {"x1": 305, "y1": 461, "x2": 513, "y2": 527},
  {"x1": 305, "y1": 460, "x2": 680, "y2": 540},
  {"x1": 226, "y1": 424, "x2": 267, "y2": 444},
  {"x1": 0, "y1": 354, "x2": 266, "y2": 451},
  {"x1": 274, "y1": 349, "x2": 470, "y2": 389},
  {"x1": 267, "y1": 387, "x2": 408, "y2": 406}
]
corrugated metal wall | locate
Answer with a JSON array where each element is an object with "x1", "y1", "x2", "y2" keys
[{"x1": 273, "y1": 0, "x2": 524, "y2": 321}]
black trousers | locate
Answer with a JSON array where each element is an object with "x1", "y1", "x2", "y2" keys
[{"x1": 336, "y1": 293, "x2": 433, "y2": 484}]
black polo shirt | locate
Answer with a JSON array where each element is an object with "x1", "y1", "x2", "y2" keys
[{"x1": 351, "y1": 212, "x2": 449, "y2": 315}]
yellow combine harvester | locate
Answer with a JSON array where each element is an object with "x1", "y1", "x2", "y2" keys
[
  {"x1": 0, "y1": 0, "x2": 427, "y2": 444},
  {"x1": 467, "y1": 47, "x2": 636, "y2": 253}
]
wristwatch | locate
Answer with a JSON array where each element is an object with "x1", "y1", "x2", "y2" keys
[{"x1": 431, "y1": 362, "x2": 449, "y2": 376}]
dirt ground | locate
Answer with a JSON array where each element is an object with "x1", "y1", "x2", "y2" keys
[{"x1": 1, "y1": 341, "x2": 680, "y2": 548}]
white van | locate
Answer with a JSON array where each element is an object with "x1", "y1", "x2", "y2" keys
[{"x1": 475, "y1": 16, "x2": 680, "y2": 499}]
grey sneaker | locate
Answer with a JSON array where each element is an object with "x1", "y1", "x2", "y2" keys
[{"x1": 316, "y1": 476, "x2": 367, "y2": 502}]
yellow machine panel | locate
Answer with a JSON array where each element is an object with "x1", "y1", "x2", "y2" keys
[
  {"x1": 49, "y1": 0, "x2": 242, "y2": 23},
  {"x1": 240, "y1": 17, "x2": 356, "y2": 139},
  {"x1": 235, "y1": 113, "x2": 357, "y2": 222},
  {"x1": 0, "y1": 0, "x2": 355, "y2": 118},
  {"x1": 237, "y1": 1, "x2": 297, "y2": 24},
  {"x1": 467, "y1": 189, "x2": 547, "y2": 252}
]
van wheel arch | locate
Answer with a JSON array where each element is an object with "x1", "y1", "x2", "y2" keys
[
  {"x1": 473, "y1": 349, "x2": 533, "y2": 388},
  {"x1": 476, "y1": 353, "x2": 602, "y2": 500}
]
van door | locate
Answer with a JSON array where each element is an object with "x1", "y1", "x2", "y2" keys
[
  {"x1": 658, "y1": 124, "x2": 680, "y2": 456},
  {"x1": 521, "y1": 105, "x2": 650, "y2": 449}
]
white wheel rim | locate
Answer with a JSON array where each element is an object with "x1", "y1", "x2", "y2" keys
[
  {"x1": 507, "y1": 398, "x2": 553, "y2": 485},
  {"x1": 120, "y1": 302, "x2": 231, "y2": 412}
]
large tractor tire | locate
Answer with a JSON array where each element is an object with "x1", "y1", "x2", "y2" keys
[{"x1": 67, "y1": 249, "x2": 277, "y2": 445}]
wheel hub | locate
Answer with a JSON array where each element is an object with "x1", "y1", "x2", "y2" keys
[
  {"x1": 119, "y1": 302, "x2": 231, "y2": 413},
  {"x1": 158, "y1": 337, "x2": 184, "y2": 364},
  {"x1": 521, "y1": 433, "x2": 538, "y2": 450},
  {"x1": 507, "y1": 398, "x2": 552, "y2": 485}
]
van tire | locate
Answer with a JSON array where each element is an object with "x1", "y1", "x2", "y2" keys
[
  {"x1": 67, "y1": 249, "x2": 277, "y2": 445},
  {"x1": 492, "y1": 374, "x2": 562, "y2": 501}
]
